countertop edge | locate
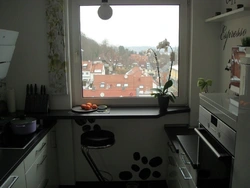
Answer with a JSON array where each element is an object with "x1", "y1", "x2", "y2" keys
[{"x1": 23, "y1": 106, "x2": 190, "y2": 120}]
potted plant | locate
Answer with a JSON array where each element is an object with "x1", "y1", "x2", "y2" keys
[
  {"x1": 241, "y1": 36, "x2": 250, "y2": 47},
  {"x1": 197, "y1": 78, "x2": 212, "y2": 93},
  {"x1": 147, "y1": 39, "x2": 176, "y2": 112}
]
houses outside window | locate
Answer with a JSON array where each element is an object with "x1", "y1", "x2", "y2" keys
[{"x1": 70, "y1": 0, "x2": 189, "y2": 106}]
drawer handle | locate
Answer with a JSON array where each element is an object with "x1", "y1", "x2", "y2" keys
[
  {"x1": 167, "y1": 142, "x2": 176, "y2": 153},
  {"x1": 180, "y1": 153, "x2": 191, "y2": 165},
  {"x1": 1, "y1": 176, "x2": 18, "y2": 188},
  {"x1": 36, "y1": 143, "x2": 47, "y2": 154},
  {"x1": 179, "y1": 167, "x2": 192, "y2": 180},
  {"x1": 37, "y1": 155, "x2": 47, "y2": 167}
]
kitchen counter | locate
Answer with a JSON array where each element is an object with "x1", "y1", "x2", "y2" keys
[
  {"x1": 0, "y1": 121, "x2": 56, "y2": 186},
  {"x1": 25, "y1": 106, "x2": 190, "y2": 120}
]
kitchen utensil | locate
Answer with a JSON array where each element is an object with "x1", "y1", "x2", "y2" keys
[{"x1": 10, "y1": 117, "x2": 37, "y2": 135}]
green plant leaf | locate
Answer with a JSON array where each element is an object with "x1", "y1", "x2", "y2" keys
[
  {"x1": 206, "y1": 79, "x2": 212, "y2": 86},
  {"x1": 163, "y1": 80, "x2": 173, "y2": 92}
]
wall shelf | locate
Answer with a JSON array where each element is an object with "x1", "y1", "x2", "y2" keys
[{"x1": 205, "y1": 7, "x2": 250, "y2": 23}]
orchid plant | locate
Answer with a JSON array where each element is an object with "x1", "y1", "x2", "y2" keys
[{"x1": 147, "y1": 39, "x2": 176, "y2": 102}]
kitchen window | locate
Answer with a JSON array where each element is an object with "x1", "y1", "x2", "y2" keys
[{"x1": 70, "y1": 0, "x2": 189, "y2": 106}]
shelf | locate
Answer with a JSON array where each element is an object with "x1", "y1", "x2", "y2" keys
[{"x1": 205, "y1": 7, "x2": 250, "y2": 23}]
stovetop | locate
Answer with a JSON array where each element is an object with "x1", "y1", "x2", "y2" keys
[{"x1": 0, "y1": 117, "x2": 43, "y2": 149}]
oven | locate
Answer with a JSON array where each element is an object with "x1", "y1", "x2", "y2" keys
[
  {"x1": 196, "y1": 105, "x2": 236, "y2": 188},
  {"x1": 177, "y1": 105, "x2": 236, "y2": 188}
]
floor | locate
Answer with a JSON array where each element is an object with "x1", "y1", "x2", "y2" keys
[{"x1": 60, "y1": 180, "x2": 168, "y2": 188}]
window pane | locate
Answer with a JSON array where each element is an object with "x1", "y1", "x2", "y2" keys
[{"x1": 80, "y1": 5, "x2": 179, "y2": 98}]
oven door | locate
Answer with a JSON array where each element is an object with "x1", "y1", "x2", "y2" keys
[{"x1": 194, "y1": 126, "x2": 233, "y2": 188}]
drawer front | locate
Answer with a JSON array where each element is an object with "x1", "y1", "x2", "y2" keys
[
  {"x1": 37, "y1": 178, "x2": 49, "y2": 188},
  {"x1": 24, "y1": 135, "x2": 48, "y2": 172},
  {"x1": 178, "y1": 166, "x2": 196, "y2": 188},
  {"x1": 26, "y1": 149, "x2": 48, "y2": 188},
  {"x1": 167, "y1": 179, "x2": 182, "y2": 188},
  {"x1": 178, "y1": 147, "x2": 197, "y2": 184},
  {"x1": 1, "y1": 162, "x2": 26, "y2": 188}
]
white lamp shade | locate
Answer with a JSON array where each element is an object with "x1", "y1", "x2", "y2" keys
[{"x1": 98, "y1": 3, "x2": 113, "y2": 20}]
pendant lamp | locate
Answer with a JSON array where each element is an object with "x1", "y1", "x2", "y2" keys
[{"x1": 98, "y1": 0, "x2": 113, "y2": 20}]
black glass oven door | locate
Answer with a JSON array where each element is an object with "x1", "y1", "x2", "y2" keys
[{"x1": 194, "y1": 128, "x2": 233, "y2": 188}]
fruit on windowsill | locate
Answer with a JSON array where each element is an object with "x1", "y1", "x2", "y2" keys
[{"x1": 81, "y1": 102, "x2": 97, "y2": 110}]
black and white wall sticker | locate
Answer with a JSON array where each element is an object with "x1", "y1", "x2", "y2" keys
[
  {"x1": 119, "y1": 152, "x2": 162, "y2": 180},
  {"x1": 220, "y1": 25, "x2": 247, "y2": 50}
]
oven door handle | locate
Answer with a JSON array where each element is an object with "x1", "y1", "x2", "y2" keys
[{"x1": 194, "y1": 128, "x2": 229, "y2": 159}]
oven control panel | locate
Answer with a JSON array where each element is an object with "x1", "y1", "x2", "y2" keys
[{"x1": 199, "y1": 105, "x2": 236, "y2": 156}]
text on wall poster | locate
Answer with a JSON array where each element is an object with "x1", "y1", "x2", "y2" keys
[
  {"x1": 220, "y1": 25, "x2": 247, "y2": 50},
  {"x1": 226, "y1": 0, "x2": 236, "y2": 5}
]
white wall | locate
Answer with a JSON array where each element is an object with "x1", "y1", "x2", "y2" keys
[
  {"x1": 189, "y1": 0, "x2": 221, "y2": 127},
  {"x1": 0, "y1": 0, "x2": 71, "y2": 110}
]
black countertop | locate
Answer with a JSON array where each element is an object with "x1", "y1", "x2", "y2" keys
[
  {"x1": 0, "y1": 121, "x2": 56, "y2": 186},
  {"x1": 26, "y1": 106, "x2": 190, "y2": 120}
]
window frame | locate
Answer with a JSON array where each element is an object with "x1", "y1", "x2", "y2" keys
[{"x1": 69, "y1": 0, "x2": 189, "y2": 107}]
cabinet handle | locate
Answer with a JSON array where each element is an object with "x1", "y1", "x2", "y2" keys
[
  {"x1": 179, "y1": 167, "x2": 192, "y2": 180},
  {"x1": 180, "y1": 153, "x2": 191, "y2": 165},
  {"x1": 36, "y1": 143, "x2": 47, "y2": 154},
  {"x1": 167, "y1": 142, "x2": 176, "y2": 153},
  {"x1": 37, "y1": 155, "x2": 47, "y2": 167},
  {"x1": 1, "y1": 176, "x2": 18, "y2": 188}
]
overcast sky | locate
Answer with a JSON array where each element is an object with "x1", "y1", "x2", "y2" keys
[{"x1": 80, "y1": 5, "x2": 179, "y2": 48}]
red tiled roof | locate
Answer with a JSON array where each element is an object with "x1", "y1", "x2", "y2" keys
[
  {"x1": 91, "y1": 63, "x2": 104, "y2": 73},
  {"x1": 83, "y1": 88, "x2": 137, "y2": 97},
  {"x1": 82, "y1": 61, "x2": 92, "y2": 71},
  {"x1": 92, "y1": 74, "x2": 153, "y2": 91}
]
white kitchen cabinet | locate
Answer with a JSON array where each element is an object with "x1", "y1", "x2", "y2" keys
[
  {"x1": 166, "y1": 137, "x2": 182, "y2": 188},
  {"x1": 24, "y1": 135, "x2": 48, "y2": 173},
  {"x1": 25, "y1": 149, "x2": 48, "y2": 188},
  {"x1": 45, "y1": 126, "x2": 59, "y2": 188},
  {"x1": 0, "y1": 162, "x2": 26, "y2": 188},
  {"x1": 166, "y1": 134, "x2": 196, "y2": 188},
  {"x1": 24, "y1": 126, "x2": 59, "y2": 188}
]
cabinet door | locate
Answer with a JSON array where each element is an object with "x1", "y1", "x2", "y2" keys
[
  {"x1": 24, "y1": 135, "x2": 48, "y2": 173},
  {"x1": 0, "y1": 162, "x2": 26, "y2": 188},
  {"x1": 26, "y1": 149, "x2": 48, "y2": 188},
  {"x1": 46, "y1": 126, "x2": 59, "y2": 187},
  {"x1": 166, "y1": 141, "x2": 182, "y2": 188},
  {"x1": 177, "y1": 147, "x2": 196, "y2": 188}
]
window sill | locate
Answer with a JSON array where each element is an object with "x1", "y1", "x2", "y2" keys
[{"x1": 27, "y1": 106, "x2": 190, "y2": 120}]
